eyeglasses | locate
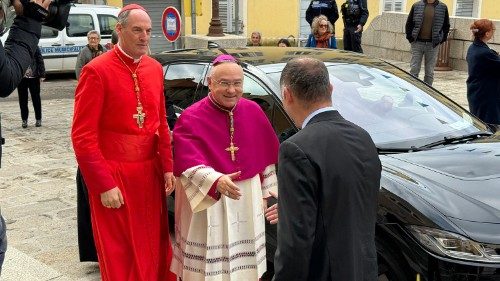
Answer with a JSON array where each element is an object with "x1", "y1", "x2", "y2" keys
[
  {"x1": 213, "y1": 79, "x2": 243, "y2": 89},
  {"x1": 319, "y1": 24, "x2": 328, "y2": 28},
  {"x1": 88, "y1": 37, "x2": 99, "y2": 41}
]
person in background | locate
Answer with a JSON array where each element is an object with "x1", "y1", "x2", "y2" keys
[
  {"x1": 273, "y1": 57, "x2": 381, "y2": 281},
  {"x1": 105, "y1": 30, "x2": 118, "y2": 50},
  {"x1": 405, "y1": 0, "x2": 450, "y2": 85},
  {"x1": 466, "y1": 19, "x2": 500, "y2": 125},
  {"x1": 18, "y1": 46, "x2": 45, "y2": 128},
  {"x1": 341, "y1": 0, "x2": 369, "y2": 53},
  {"x1": 71, "y1": 4, "x2": 176, "y2": 280},
  {"x1": 75, "y1": 30, "x2": 106, "y2": 79},
  {"x1": 249, "y1": 31, "x2": 262, "y2": 46},
  {"x1": 277, "y1": 38, "x2": 291, "y2": 47},
  {"x1": 305, "y1": 15, "x2": 337, "y2": 49},
  {"x1": 306, "y1": 0, "x2": 339, "y2": 29}
]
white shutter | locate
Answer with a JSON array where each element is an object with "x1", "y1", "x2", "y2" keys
[
  {"x1": 456, "y1": 0, "x2": 474, "y2": 17},
  {"x1": 383, "y1": 0, "x2": 404, "y2": 12},
  {"x1": 219, "y1": 0, "x2": 236, "y2": 33},
  {"x1": 384, "y1": 0, "x2": 394, "y2": 12}
]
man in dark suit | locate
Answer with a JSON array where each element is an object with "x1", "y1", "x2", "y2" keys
[{"x1": 272, "y1": 57, "x2": 381, "y2": 281}]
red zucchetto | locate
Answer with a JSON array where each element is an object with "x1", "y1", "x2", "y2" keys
[{"x1": 119, "y1": 4, "x2": 147, "y2": 15}]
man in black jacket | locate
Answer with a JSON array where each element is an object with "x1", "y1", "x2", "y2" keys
[
  {"x1": 273, "y1": 57, "x2": 381, "y2": 281},
  {"x1": 341, "y1": 0, "x2": 368, "y2": 53},
  {"x1": 306, "y1": 0, "x2": 339, "y2": 28},
  {"x1": 405, "y1": 0, "x2": 450, "y2": 86},
  {"x1": 0, "y1": 0, "x2": 52, "y2": 274}
]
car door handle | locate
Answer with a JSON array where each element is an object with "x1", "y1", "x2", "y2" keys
[
  {"x1": 51, "y1": 43, "x2": 61, "y2": 46},
  {"x1": 65, "y1": 43, "x2": 75, "y2": 46}
]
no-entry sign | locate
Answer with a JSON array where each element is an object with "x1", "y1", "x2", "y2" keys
[{"x1": 162, "y1": 6, "x2": 182, "y2": 42}]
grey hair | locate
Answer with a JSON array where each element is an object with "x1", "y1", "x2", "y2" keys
[
  {"x1": 117, "y1": 10, "x2": 131, "y2": 26},
  {"x1": 251, "y1": 31, "x2": 261, "y2": 39},
  {"x1": 87, "y1": 30, "x2": 100, "y2": 38},
  {"x1": 280, "y1": 57, "x2": 331, "y2": 107}
]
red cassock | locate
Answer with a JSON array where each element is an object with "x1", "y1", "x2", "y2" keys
[{"x1": 71, "y1": 46, "x2": 175, "y2": 281}]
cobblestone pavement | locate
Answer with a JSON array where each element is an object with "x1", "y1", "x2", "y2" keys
[{"x1": 0, "y1": 63, "x2": 469, "y2": 281}]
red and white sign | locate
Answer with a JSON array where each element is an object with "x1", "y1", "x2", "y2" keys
[{"x1": 162, "y1": 6, "x2": 182, "y2": 42}]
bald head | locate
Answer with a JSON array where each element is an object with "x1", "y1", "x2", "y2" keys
[{"x1": 280, "y1": 57, "x2": 332, "y2": 107}]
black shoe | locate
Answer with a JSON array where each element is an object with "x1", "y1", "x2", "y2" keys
[
  {"x1": 35, "y1": 120, "x2": 42, "y2": 127},
  {"x1": 22, "y1": 120, "x2": 28, "y2": 128}
]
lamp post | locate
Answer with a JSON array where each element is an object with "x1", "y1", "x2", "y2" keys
[{"x1": 207, "y1": 0, "x2": 224, "y2": 36}]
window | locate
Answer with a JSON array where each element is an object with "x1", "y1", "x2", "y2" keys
[
  {"x1": 41, "y1": 26, "x2": 58, "y2": 38},
  {"x1": 455, "y1": 0, "x2": 479, "y2": 17},
  {"x1": 66, "y1": 14, "x2": 95, "y2": 37},
  {"x1": 163, "y1": 63, "x2": 208, "y2": 126},
  {"x1": 383, "y1": 0, "x2": 405, "y2": 12},
  {"x1": 219, "y1": 0, "x2": 242, "y2": 34},
  {"x1": 98, "y1": 14, "x2": 117, "y2": 37},
  {"x1": 243, "y1": 74, "x2": 293, "y2": 138}
]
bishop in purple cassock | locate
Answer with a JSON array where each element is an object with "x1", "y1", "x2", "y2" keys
[{"x1": 171, "y1": 54, "x2": 279, "y2": 280}]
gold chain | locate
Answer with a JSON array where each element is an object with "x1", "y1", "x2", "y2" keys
[
  {"x1": 208, "y1": 94, "x2": 239, "y2": 161},
  {"x1": 114, "y1": 49, "x2": 142, "y2": 107}
]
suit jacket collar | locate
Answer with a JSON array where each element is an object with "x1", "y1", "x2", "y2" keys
[{"x1": 305, "y1": 110, "x2": 343, "y2": 127}]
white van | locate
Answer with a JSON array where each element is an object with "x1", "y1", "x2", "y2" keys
[{"x1": 1, "y1": 4, "x2": 119, "y2": 73}]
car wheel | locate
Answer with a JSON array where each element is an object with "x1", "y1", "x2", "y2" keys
[{"x1": 377, "y1": 238, "x2": 414, "y2": 281}]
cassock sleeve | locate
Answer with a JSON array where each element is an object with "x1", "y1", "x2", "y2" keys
[
  {"x1": 273, "y1": 140, "x2": 318, "y2": 281},
  {"x1": 180, "y1": 165, "x2": 223, "y2": 213},
  {"x1": 157, "y1": 69, "x2": 173, "y2": 172},
  {"x1": 261, "y1": 164, "x2": 277, "y2": 199},
  {"x1": 71, "y1": 64, "x2": 116, "y2": 195}
]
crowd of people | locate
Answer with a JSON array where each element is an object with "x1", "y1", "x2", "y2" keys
[{"x1": 1, "y1": 0, "x2": 499, "y2": 280}]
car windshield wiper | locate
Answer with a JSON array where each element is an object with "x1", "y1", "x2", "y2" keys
[
  {"x1": 417, "y1": 132, "x2": 493, "y2": 150},
  {"x1": 377, "y1": 147, "x2": 422, "y2": 154}
]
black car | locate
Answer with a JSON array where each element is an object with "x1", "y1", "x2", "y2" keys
[{"x1": 153, "y1": 47, "x2": 500, "y2": 281}]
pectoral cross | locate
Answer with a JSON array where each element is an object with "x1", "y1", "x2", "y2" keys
[
  {"x1": 133, "y1": 105, "x2": 146, "y2": 128},
  {"x1": 225, "y1": 142, "x2": 239, "y2": 161}
]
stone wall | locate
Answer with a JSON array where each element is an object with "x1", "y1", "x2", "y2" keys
[{"x1": 362, "y1": 12, "x2": 500, "y2": 71}]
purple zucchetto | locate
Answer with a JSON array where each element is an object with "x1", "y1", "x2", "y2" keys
[{"x1": 212, "y1": 54, "x2": 239, "y2": 66}]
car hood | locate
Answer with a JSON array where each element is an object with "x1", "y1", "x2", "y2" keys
[{"x1": 382, "y1": 141, "x2": 500, "y2": 227}]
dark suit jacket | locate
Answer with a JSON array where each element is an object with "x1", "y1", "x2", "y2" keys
[
  {"x1": 273, "y1": 110, "x2": 381, "y2": 281},
  {"x1": 466, "y1": 39, "x2": 500, "y2": 125}
]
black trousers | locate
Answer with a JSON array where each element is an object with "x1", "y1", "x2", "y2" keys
[
  {"x1": 17, "y1": 78, "x2": 42, "y2": 121},
  {"x1": 0, "y1": 213, "x2": 6, "y2": 274},
  {"x1": 343, "y1": 25, "x2": 363, "y2": 53},
  {"x1": 76, "y1": 168, "x2": 98, "y2": 262}
]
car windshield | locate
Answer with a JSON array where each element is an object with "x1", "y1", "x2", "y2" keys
[{"x1": 260, "y1": 62, "x2": 488, "y2": 148}]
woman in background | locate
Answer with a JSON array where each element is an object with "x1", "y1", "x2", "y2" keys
[
  {"x1": 305, "y1": 15, "x2": 337, "y2": 49},
  {"x1": 466, "y1": 19, "x2": 500, "y2": 124},
  {"x1": 18, "y1": 46, "x2": 45, "y2": 128}
]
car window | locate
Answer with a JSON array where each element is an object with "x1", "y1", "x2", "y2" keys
[
  {"x1": 41, "y1": 26, "x2": 58, "y2": 38},
  {"x1": 261, "y1": 62, "x2": 485, "y2": 148},
  {"x1": 66, "y1": 14, "x2": 95, "y2": 37},
  {"x1": 163, "y1": 63, "x2": 208, "y2": 127},
  {"x1": 98, "y1": 14, "x2": 117, "y2": 38},
  {"x1": 243, "y1": 73, "x2": 294, "y2": 139}
]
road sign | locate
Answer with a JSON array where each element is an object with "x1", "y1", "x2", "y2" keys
[{"x1": 162, "y1": 6, "x2": 182, "y2": 43}]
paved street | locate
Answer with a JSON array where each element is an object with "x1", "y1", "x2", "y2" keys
[{"x1": 0, "y1": 63, "x2": 468, "y2": 281}]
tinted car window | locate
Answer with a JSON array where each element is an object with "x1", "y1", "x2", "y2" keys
[
  {"x1": 66, "y1": 14, "x2": 95, "y2": 37},
  {"x1": 41, "y1": 26, "x2": 58, "y2": 38},
  {"x1": 243, "y1": 73, "x2": 293, "y2": 138},
  {"x1": 163, "y1": 63, "x2": 208, "y2": 126},
  {"x1": 98, "y1": 14, "x2": 117, "y2": 37},
  {"x1": 262, "y1": 62, "x2": 485, "y2": 148}
]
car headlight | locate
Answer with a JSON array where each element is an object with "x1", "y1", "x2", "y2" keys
[{"x1": 408, "y1": 225, "x2": 500, "y2": 263}]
